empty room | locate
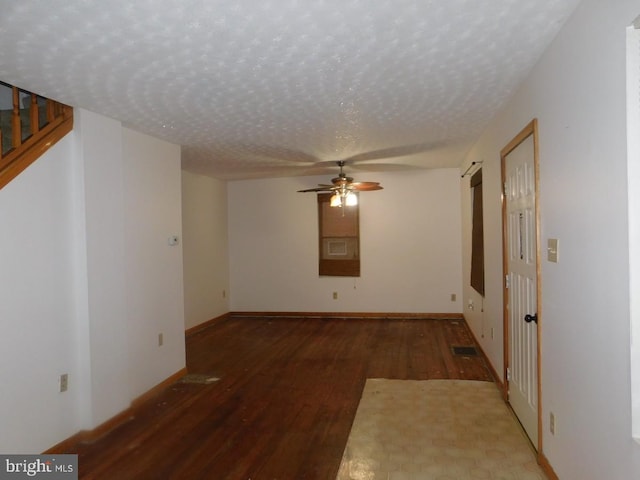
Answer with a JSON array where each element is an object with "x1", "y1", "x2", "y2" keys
[{"x1": 1, "y1": 1, "x2": 639, "y2": 479}]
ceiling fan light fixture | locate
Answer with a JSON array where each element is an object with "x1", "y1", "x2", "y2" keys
[
  {"x1": 330, "y1": 193, "x2": 342, "y2": 207},
  {"x1": 345, "y1": 191, "x2": 358, "y2": 206}
]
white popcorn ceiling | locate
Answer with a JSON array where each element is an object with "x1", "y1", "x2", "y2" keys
[{"x1": 0, "y1": 0, "x2": 580, "y2": 180}]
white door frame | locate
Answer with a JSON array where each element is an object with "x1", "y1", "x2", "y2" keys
[{"x1": 501, "y1": 119, "x2": 542, "y2": 454}]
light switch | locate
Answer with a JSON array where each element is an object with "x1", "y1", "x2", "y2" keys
[{"x1": 547, "y1": 238, "x2": 559, "y2": 263}]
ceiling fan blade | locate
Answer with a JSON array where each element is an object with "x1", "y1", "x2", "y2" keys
[
  {"x1": 297, "y1": 186, "x2": 336, "y2": 193},
  {"x1": 349, "y1": 182, "x2": 383, "y2": 191}
]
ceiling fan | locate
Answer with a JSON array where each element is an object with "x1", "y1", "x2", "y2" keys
[{"x1": 297, "y1": 161, "x2": 383, "y2": 207}]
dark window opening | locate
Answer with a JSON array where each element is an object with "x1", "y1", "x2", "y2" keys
[
  {"x1": 318, "y1": 193, "x2": 360, "y2": 277},
  {"x1": 470, "y1": 169, "x2": 484, "y2": 295}
]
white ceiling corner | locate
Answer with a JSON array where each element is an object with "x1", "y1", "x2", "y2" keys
[{"x1": 0, "y1": 0, "x2": 581, "y2": 180}]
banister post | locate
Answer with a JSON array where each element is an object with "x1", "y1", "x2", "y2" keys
[
  {"x1": 11, "y1": 86, "x2": 21, "y2": 149},
  {"x1": 46, "y1": 98, "x2": 55, "y2": 124},
  {"x1": 30, "y1": 93, "x2": 39, "y2": 135}
]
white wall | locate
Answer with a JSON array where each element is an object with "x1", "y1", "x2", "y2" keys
[
  {"x1": 123, "y1": 128, "x2": 185, "y2": 399},
  {"x1": 182, "y1": 171, "x2": 229, "y2": 329},
  {"x1": 0, "y1": 108, "x2": 185, "y2": 453},
  {"x1": 228, "y1": 169, "x2": 462, "y2": 313},
  {"x1": 461, "y1": 0, "x2": 640, "y2": 477},
  {"x1": 75, "y1": 109, "x2": 131, "y2": 427},
  {"x1": 0, "y1": 134, "x2": 81, "y2": 453}
]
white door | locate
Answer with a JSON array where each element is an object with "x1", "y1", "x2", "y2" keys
[{"x1": 503, "y1": 131, "x2": 539, "y2": 448}]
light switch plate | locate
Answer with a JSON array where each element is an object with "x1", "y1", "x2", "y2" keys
[{"x1": 547, "y1": 238, "x2": 559, "y2": 263}]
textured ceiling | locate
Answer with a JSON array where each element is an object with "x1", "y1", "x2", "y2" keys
[{"x1": 0, "y1": 0, "x2": 580, "y2": 180}]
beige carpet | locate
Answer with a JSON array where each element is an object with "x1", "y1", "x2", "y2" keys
[{"x1": 336, "y1": 379, "x2": 545, "y2": 480}]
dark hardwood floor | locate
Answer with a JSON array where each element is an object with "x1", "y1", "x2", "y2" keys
[{"x1": 70, "y1": 316, "x2": 494, "y2": 479}]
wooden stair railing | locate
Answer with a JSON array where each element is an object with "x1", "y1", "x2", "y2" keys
[{"x1": 0, "y1": 81, "x2": 73, "y2": 190}]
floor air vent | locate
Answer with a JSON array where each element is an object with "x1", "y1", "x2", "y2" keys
[
  {"x1": 179, "y1": 374, "x2": 220, "y2": 384},
  {"x1": 451, "y1": 346, "x2": 478, "y2": 356}
]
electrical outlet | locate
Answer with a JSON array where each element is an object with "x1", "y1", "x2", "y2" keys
[
  {"x1": 158, "y1": 333, "x2": 164, "y2": 346},
  {"x1": 550, "y1": 412, "x2": 556, "y2": 435},
  {"x1": 59, "y1": 374, "x2": 68, "y2": 393},
  {"x1": 491, "y1": 327, "x2": 494, "y2": 339},
  {"x1": 222, "y1": 289, "x2": 226, "y2": 299},
  {"x1": 450, "y1": 293, "x2": 456, "y2": 302},
  {"x1": 333, "y1": 291, "x2": 338, "y2": 300}
]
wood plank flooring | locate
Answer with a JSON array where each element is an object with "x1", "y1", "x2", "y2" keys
[{"x1": 68, "y1": 316, "x2": 494, "y2": 479}]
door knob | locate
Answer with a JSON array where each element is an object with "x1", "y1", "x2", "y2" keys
[{"x1": 524, "y1": 313, "x2": 538, "y2": 324}]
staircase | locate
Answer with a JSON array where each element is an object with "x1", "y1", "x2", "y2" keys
[{"x1": 0, "y1": 81, "x2": 73, "y2": 190}]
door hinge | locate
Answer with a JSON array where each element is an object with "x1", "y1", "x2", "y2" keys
[
  {"x1": 505, "y1": 274, "x2": 510, "y2": 289},
  {"x1": 506, "y1": 367, "x2": 511, "y2": 381}
]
